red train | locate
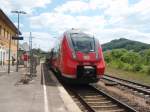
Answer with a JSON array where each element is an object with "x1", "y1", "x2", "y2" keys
[{"x1": 49, "y1": 29, "x2": 105, "y2": 84}]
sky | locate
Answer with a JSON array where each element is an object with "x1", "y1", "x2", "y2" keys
[{"x1": 0, "y1": 0, "x2": 150, "y2": 51}]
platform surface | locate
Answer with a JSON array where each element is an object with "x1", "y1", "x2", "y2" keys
[{"x1": 0, "y1": 63, "x2": 81, "y2": 112}]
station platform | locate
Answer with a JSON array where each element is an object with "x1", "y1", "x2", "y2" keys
[
  {"x1": 0, "y1": 63, "x2": 81, "y2": 112},
  {"x1": 0, "y1": 65, "x2": 16, "y2": 73}
]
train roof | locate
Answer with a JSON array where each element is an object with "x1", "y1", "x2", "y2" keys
[
  {"x1": 65, "y1": 28, "x2": 82, "y2": 34},
  {"x1": 65, "y1": 28, "x2": 93, "y2": 38}
]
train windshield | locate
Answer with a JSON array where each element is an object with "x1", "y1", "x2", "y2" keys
[{"x1": 70, "y1": 33, "x2": 95, "y2": 53}]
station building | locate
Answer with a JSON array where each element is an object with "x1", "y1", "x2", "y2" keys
[{"x1": 0, "y1": 9, "x2": 19, "y2": 65}]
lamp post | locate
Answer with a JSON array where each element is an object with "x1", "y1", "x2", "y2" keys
[
  {"x1": 29, "y1": 32, "x2": 33, "y2": 78},
  {"x1": 8, "y1": 35, "x2": 12, "y2": 73},
  {"x1": 11, "y1": 10, "x2": 26, "y2": 72}
]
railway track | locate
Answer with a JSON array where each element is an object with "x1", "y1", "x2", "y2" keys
[
  {"x1": 66, "y1": 84, "x2": 137, "y2": 112},
  {"x1": 103, "y1": 74, "x2": 150, "y2": 96}
]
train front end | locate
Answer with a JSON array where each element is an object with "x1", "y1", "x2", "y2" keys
[{"x1": 61, "y1": 31, "x2": 105, "y2": 83}]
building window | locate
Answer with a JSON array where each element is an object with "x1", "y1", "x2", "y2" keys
[
  {"x1": 1, "y1": 28, "x2": 4, "y2": 37},
  {"x1": 5, "y1": 29, "x2": 7, "y2": 38},
  {"x1": 7, "y1": 31, "x2": 9, "y2": 39},
  {"x1": 4, "y1": 28, "x2": 5, "y2": 37},
  {"x1": 0, "y1": 25, "x2": 2, "y2": 36},
  {"x1": 8, "y1": 33, "x2": 10, "y2": 39}
]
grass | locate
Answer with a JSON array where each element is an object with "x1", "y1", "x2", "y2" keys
[{"x1": 105, "y1": 66, "x2": 150, "y2": 85}]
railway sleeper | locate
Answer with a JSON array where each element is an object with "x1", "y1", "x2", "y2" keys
[
  {"x1": 91, "y1": 104, "x2": 122, "y2": 110},
  {"x1": 87, "y1": 101, "x2": 114, "y2": 106},
  {"x1": 97, "y1": 109, "x2": 125, "y2": 112},
  {"x1": 84, "y1": 95, "x2": 102, "y2": 97},
  {"x1": 81, "y1": 93, "x2": 101, "y2": 95},
  {"x1": 85, "y1": 97, "x2": 107, "y2": 101},
  {"x1": 87, "y1": 101, "x2": 111, "y2": 104}
]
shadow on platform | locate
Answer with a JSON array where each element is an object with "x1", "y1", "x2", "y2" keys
[{"x1": 41, "y1": 64, "x2": 60, "y2": 87}]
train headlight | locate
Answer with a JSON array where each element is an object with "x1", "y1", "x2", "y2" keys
[
  {"x1": 72, "y1": 52, "x2": 76, "y2": 59},
  {"x1": 96, "y1": 53, "x2": 99, "y2": 59}
]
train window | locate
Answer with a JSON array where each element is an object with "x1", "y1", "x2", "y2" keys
[
  {"x1": 53, "y1": 44, "x2": 59, "y2": 58},
  {"x1": 70, "y1": 33, "x2": 95, "y2": 53}
]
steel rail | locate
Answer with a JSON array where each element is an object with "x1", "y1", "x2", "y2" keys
[
  {"x1": 66, "y1": 85, "x2": 137, "y2": 112},
  {"x1": 68, "y1": 87, "x2": 96, "y2": 112},
  {"x1": 90, "y1": 85, "x2": 137, "y2": 112},
  {"x1": 103, "y1": 75, "x2": 150, "y2": 95},
  {"x1": 105, "y1": 74, "x2": 150, "y2": 89}
]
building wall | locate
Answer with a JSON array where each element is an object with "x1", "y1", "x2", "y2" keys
[{"x1": 0, "y1": 18, "x2": 17, "y2": 65}]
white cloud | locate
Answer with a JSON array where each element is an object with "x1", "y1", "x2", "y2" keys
[
  {"x1": 104, "y1": 0, "x2": 129, "y2": 16},
  {"x1": 54, "y1": 0, "x2": 150, "y2": 26},
  {"x1": 131, "y1": 0, "x2": 150, "y2": 15},
  {"x1": 54, "y1": 0, "x2": 111, "y2": 14},
  {"x1": 0, "y1": 1, "x2": 14, "y2": 13},
  {"x1": 53, "y1": 0, "x2": 111, "y2": 15},
  {"x1": 54, "y1": 1, "x2": 89, "y2": 13},
  {"x1": 30, "y1": 12, "x2": 106, "y2": 34},
  {"x1": 53, "y1": 0, "x2": 130, "y2": 30},
  {"x1": 0, "y1": 0, "x2": 51, "y2": 14},
  {"x1": 88, "y1": 0, "x2": 108, "y2": 10},
  {"x1": 54, "y1": 0, "x2": 129, "y2": 16}
]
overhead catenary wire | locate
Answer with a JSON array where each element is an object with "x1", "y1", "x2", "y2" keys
[{"x1": 23, "y1": 37, "x2": 53, "y2": 41}]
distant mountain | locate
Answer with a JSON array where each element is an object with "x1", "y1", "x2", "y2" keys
[{"x1": 102, "y1": 38, "x2": 150, "y2": 52}]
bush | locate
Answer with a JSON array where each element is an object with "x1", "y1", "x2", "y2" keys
[
  {"x1": 139, "y1": 65, "x2": 146, "y2": 73},
  {"x1": 132, "y1": 64, "x2": 142, "y2": 72},
  {"x1": 108, "y1": 60, "x2": 125, "y2": 69},
  {"x1": 139, "y1": 65, "x2": 150, "y2": 75},
  {"x1": 104, "y1": 48, "x2": 150, "y2": 74},
  {"x1": 142, "y1": 49, "x2": 150, "y2": 65},
  {"x1": 146, "y1": 66, "x2": 150, "y2": 75},
  {"x1": 104, "y1": 52, "x2": 112, "y2": 63},
  {"x1": 108, "y1": 61, "x2": 119, "y2": 69},
  {"x1": 116, "y1": 60, "x2": 124, "y2": 69},
  {"x1": 120, "y1": 52, "x2": 141, "y2": 64},
  {"x1": 122, "y1": 63, "x2": 132, "y2": 71},
  {"x1": 111, "y1": 49, "x2": 127, "y2": 59},
  {"x1": 108, "y1": 61, "x2": 117, "y2": 68}
]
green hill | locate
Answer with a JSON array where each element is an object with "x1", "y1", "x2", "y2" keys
[{"x1": 102, "y1": 38, "x2": 150, "y2": 52}]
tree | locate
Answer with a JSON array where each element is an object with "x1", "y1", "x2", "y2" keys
[
  {"x1": 143, "y1": 49, "x2": 150, "y2": 65},
  {"x1": 111, "y1": 49, "x2": 127, "y2": 59},
  {"x1": 104, "y1": 51, "x2": 112, "y2": 63},
  {"x1": 120, "y1": 52, "x2": 141, "y2": 64}
]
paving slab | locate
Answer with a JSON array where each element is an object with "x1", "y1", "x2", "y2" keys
[
  {"x1": 0, "y1": 63, "x2": 81, "y2": 112},
  {"x1": 0, "y1": 65, "x2": 44, "y2": 112}
]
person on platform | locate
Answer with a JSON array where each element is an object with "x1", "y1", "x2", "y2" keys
[
  {"x1": 11, "y1": 56, "x2": 15, "y2": 66},
  {"x1": 22, "y1": 52, "x2": 29, "y2": 67}
]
